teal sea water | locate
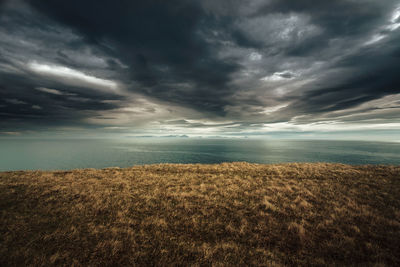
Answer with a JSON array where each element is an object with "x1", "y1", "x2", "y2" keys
[{"x1": 0, "y1": 138, "x2": 399, "y2": 171}]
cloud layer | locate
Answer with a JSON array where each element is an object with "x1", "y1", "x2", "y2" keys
[{"x1": 0, "y1": 0, "x2": 400, "y2": 138}]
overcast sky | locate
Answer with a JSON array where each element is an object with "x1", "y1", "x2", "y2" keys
[{"x1": 1, "y1": 0, "x2": 400, "y2": 139}]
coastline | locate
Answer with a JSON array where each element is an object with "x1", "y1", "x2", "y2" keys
[{"x1": 1, "y1": 162, "x2": 400, "y2": 265}]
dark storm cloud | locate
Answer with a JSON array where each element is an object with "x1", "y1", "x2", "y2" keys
[
  {"x1": 282, "y1": 32, "x2": 400, "y2": 119},
  {"x1": 1, "y1": 0, "x2": 400, "y2": 135},
  {"x1": 0, "y1": 73, "x2": 122, "y2": 130},
  {"x1": 27, "y1": 0, "x2": 240, "y2": 113},
  {"x1": 216, "y1": 0, "x2": 400, "y2": 124},
  {"x1": 0, "y1": 0, "x2": 125, "y2": 131}
]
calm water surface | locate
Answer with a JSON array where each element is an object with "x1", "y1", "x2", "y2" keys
[{"x1": 0, "y1": 138, "x2": 399, "y2": 171}]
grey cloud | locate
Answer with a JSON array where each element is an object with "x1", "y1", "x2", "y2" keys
[
  {"x1": 0, "y1": 0, "x2": 399, "y2": 135},
  {"x1": 5, "y1": 98, "x2": 26, "y2": 105}
]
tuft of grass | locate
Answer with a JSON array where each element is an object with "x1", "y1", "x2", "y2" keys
[{"x1": 1, "y1": 162, "x2": 400, "y2": 266}]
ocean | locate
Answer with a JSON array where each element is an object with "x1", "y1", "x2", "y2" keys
[{"x1": 0, "y1": 138, "x2": 399, "y2": 171}]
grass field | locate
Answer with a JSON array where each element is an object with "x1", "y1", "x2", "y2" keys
[{"x1": 1, "y1": 162, "x2": 400, "y2": 266}]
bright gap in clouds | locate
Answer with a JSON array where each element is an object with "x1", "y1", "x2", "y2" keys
[
  {"x1": 36, "y1": 87, "x2": 69, "y2": 95},
  {"x1": 28, "y1": 62, "x2": 118, "y2": 91}
]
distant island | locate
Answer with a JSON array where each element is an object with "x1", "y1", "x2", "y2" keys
[{"x1": 1, "y1": 163, "x2": 399, "y2": 266}]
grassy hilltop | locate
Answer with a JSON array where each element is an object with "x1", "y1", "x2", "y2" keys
[{"x1": 1, "y1": 162, "x2": 400, "y2": 266}]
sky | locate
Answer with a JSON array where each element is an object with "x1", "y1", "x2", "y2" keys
[{"x1": 0, "y1": 0, "x2": 400, "y2": 140}]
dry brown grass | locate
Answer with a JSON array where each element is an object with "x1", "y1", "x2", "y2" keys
[{"x1": 1, "y1": 162, "x2": 400, "y2": 266}]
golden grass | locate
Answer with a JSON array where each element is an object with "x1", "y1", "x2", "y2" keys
[{"x1": 1, "y1": 162, "x2": 399, "y2": 266}]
